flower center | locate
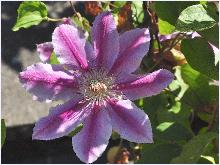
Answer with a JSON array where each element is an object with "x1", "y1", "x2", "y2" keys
[
  {"x1": 89, "y1": 80, "x2": 107, "y2": 94},
  {"x1": 78, "y1": 68, "x2": 116, "y2": 103}
]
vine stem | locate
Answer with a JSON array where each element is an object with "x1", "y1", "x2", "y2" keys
[
  {"x1": 147, "y1": 33, "x2": 187, "y2": 73},
  {"x1": 44, "y1": 17, "x2": 63, "y2": 22}
]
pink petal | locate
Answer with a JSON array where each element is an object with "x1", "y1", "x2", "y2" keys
[
  {"x1": 19, "y1": 63, "x2": 78, "y2": 102},
  {"x1": 113, "y1": 69, "x2": 174, "y2": 100},
  {"x1": 110, "y1": 28, "x2": 150, "y2": 74},
  {"x1": 52, "y1": 24, "x2": 89, "y2": 70},
  {"x1": 36, "y1": 42, "x2": 53, "y2": 63},
  {"x1": 91, "y1": 12, "x2": 119, "y2": 71},
  {"x1": 32, "y1": 99, "x2": 90, "y2": 140},
  {"x1": 107, "y1": 99, "x2": 153, "y2": 143},
  {"x1": 72, "y1": 104, "x2": 112, "y2": 163}
]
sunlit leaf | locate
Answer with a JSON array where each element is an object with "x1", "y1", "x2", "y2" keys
[
  {"x1": 176, "y1": 4, "x2": 216, "y2": 32},
  {"x1": 12, "y1": 1, "x2": 47, "y2": 31},
  {"x1": 131, "y1": 1, "x2": 144, "y2": 26},
  {"x1": 49, "y1": 52, "x2": 60, "y2": 64},
  {"x1": 153, "y1": 1, "x2": 198, "y2": 34}
]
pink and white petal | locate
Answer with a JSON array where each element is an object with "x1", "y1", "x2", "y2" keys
[
  {"x1": 72, "y1": 104, "x2": 112, "y2": 163},
  {"x1": 110, "y1": 28, "x2": 150, "y2": 75},
  {"x1": 52, "y1": 24, "x2": 88, "y2": 70},
  {"x1": 113, "y1": 69, "x2": 174, "y2": 100},
  {"x1": 32, "y1": 98, "x2": 90, "y2": 140},
  {"x1": 36, "y1": 42, "x2": 53, "y2": 63},
  {"x1": 92, "y1": 12, "x2": 119, "y2": 71},
  {"x1": 107, "y1": 99, "x2": 153, "y2": 143},
  {"x1": 19, "y1": 63, "x2": 78, "y2": 102}
]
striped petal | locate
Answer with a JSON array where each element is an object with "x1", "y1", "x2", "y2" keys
[
  {"x1": 52, "y1": 24, "x2": 89, "y2": 70},
  {"x1": 33, "y1": 98, "x2": 89, "y2": 140},
  {"x1": 72, "y1": 104, "x2": 112, "y2": 163},
  {"x1": 113, "y1": 69, "x2": 174, "y2": 100},
  {"x1": 107, "y1": 99, "x2": 153, "y2": 143},
  {"x1": 19, "y1": 63, "x2": 78, "y2": 102},
  {"x1": 110, "y1": 28, "x2": 150, "y2": 74},
  {"x1": 91, "y1": 12, "x2": 119, "y2": 71}
]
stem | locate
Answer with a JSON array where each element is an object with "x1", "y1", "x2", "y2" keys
[
  {"x1": 147, "y1": 33, "x2": 186, "y2": 73},
  {"x1": 69, "y1": 1, "x2": 80, "y2": 19},
  {"x1": 44, "y1": 17, "x2": 63, "y2": 22}
]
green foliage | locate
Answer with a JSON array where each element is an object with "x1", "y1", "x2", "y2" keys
[
  {"x1": 181, "y1": 38, "x2": 219, "y2": 80},
  {"x1": 67, "y1": 124, "x2": 83, "y2": 137},
  {"x1": 171, "y1": 132, "x2": 217, "y2": 163},
  {"x1": 198, "y1": 24, "x2": 219, "y2": 48},
  {"x1": 50, "y1": 52, "x2": 60, "y2": 64},
  {"x1": 71, "y1": 14, "x2": 91, "y2": 34},
  {"x1": 157, "y1": 19, "x2": 175, "y2": 35},
  {"x1": 12, "y1": 1, "x2": 48, "y2": 31},
  {"x1": 155, "y1": 121, "x2": 193, "y2": 142},
  {"x1": 176, "y1": 4, "x2": 216, "y2": 32},
  {"x1": 180, "y1": 64, "x2": 218, "y2": 106},
  {"x1": 138, "y1": 143, "x2": 182, "y2": 163},
  {"x1": 131, "y1": 1, "x2": 144, "y2": 27},
  {"x1": 153, "y1": 1, "x2": 197, "y2": 34},
  {"x1": 1, "y1": 119, "x2": 6, "y2": 147}
]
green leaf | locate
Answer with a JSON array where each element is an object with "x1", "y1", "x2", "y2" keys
[
  {"x1": 181, "y1": 38, "x2": 218, "y2": 80},
  {"x1": 12, "y1": 1, "x2": 48, "y2": 31},
  {"x1": 204, "y1": 2, "x2": 219, "y2": 22},
  {"x1": 198, "y1": 24, "x2": 219, "y2": 48},
  {"x1": 1, "y1": 119, "x2": 6, "y2": 147},
  {"x1": 138, "y1": 143, "x2": 182, "y2": 163},
  {"x1": 50, "y1": 52, "x2": 60, "y2": 64},
  {"x1": 176, "y1": 4, "x2": 216, "y2": 32},
  {"x1": 157, "y1": 101, "x2": 193, "y2": 132},
  {"x1": 153, "y1": 1, "x2": 198, "y2": 34},
  {"x1": 72, "y1": 14, "x2": 91, "y2": 33},
  {"x1": 131, "y1": 1, "x2": 144, "y2": 26},
  {"x1": 158, "y1": 18, "x2": 175, "y2": 34},
  {"x1": 67, "y1": 124, "x2": 83, "y2": 137},
  {"x1": 171, "y1": 132, "x2": 217, "y2": 163},
  {"x1": 155, "y1": 121, "x2": 193, "y2": 142},
  {"x1": 141, "y1": 93, "x2": 168, "y2": 127},
  {"x1": 181, "y1": 64, "x2": 218, "y2": 106}
]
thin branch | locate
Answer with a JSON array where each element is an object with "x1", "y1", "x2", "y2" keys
[
  {"x1": 44, "y1": 17, "x2": 63, "y2": 22},
  {"x1": 69, "y1": 1, "x2": 80, "y2": 19},
  {"x1": 147, "y1": 33, "x2": 186, "y2": 73}
]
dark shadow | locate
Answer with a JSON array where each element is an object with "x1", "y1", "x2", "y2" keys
[{"x1": 1, "y1": 123, "x2": 121, "y2": 164}]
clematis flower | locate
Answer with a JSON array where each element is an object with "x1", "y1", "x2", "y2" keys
[{"x1": 19, "y1": 12, "x2": 174, "y2": 163}]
